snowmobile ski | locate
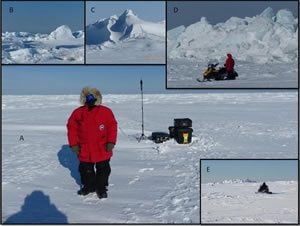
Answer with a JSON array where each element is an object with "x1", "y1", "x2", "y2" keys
[
  {"x1": 255, "y1": 192, "x2": 273, "y2": 194},
  {"x1": 196, "y1": 78, "x2": 211, "y2": 82}
]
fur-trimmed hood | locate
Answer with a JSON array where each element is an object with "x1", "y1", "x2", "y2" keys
[
  {"x1": 80, "y1": 86, "x2": 102, "y2": 105},
  {"x1": 227, "y1": 53, "x2": 232, "y2": 58}
]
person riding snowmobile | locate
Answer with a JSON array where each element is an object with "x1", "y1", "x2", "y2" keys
[
  {"x1": 257, "y1": 182, "x2": 272, "y2": 194},
  {"x1": 201, "y1": 55, "x2": 238, "y2": 82},
  {"x1": 224, "y1": 53, "x2": 237, "y2": 80}
]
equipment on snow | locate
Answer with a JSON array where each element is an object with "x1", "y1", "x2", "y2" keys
[
  {"x1": 174, "y1": 118, "x2": 192, "y2": 128},
  {"x1": 150, "y1": 118, "x2": 193, "y2": 144},
  {"x1": 151, "y1": 132, "x2": 170, "y2": 143},
  {"x1": 135, "y1": 80, "x2": 193, "y2": 145},
  {"x1": 174, "y1": 127, "x2": 193, "y2": 144},
  {"x1": 170, "y1": 118, "x2": 193, "y2": 144},
  {"x1": 168, "y1": 126, "x2": 175, "y2": 138}
]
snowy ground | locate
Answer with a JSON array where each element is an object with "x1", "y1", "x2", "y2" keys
[
  {"x1": 86, "y1": 37, "x2": 165, "y2": 64},
  {"x1": 2, "y1": 27, "x2": 84, "y2": 64},
  {"x1": 201, "y1": 180, "x2": 298, "y2": 223},
  {"x1": 167, "y1": 59, "x2": 298, "y2": 88},
  {"x1": 2, "y1": 92, "x2": 298, "y2": 223}
]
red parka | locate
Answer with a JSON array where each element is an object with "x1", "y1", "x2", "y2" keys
[
  {"x1": 67, "y1": 105, "x2": 118, "y2": 163},
  {"x1": 224, "y1": 53, "x2": 235, "y2": 72}
]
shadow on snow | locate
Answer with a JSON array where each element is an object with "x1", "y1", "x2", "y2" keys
[
  {"x1": 4, "y1": 190, "x2": 68, "y2": 224},
  {"x1": 57, "y1": 145, "x2": 81, "y2": 187}
]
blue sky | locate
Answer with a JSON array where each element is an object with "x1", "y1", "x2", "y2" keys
[
  {"x1": 2, "y1": 66, "x2": 166, "y2": 95},
  {"x1": 2, "y1": 1, "x2": 84, "y2": 33},
  {"x1": 168, "y1": 1, "x2": 298, "y2": 30},
  {"x1": 201, "y1": 160, "x2": 298, "y2": 183},
  {"x1": 86, "y1": 1, "x2": 165, "y2": 24}
]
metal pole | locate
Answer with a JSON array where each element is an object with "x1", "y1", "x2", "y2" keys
[{"x1": 140, "y1": 79, "x2": 145, "y2": 137}]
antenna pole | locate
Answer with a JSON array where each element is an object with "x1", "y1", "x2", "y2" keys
[
  {"x1": 138, "y1": 79, "x2": 146, "y2": 142},
  {"x1": 141, "y1": 79, "x2": 144, "y2": 136}
]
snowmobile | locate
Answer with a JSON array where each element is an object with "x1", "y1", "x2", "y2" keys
[
  {"x1": 256, "y1": 182, "x2": 273, "y2": 194},
  {"x1": 197, "y1": 63, "x2": 238, "y2": 82}
]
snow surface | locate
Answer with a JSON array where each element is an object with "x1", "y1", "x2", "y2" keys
[
  {"x1": 2, "y1": 25, "x2": 84, "y2": 64},
  {"x1": 167, "y1": 8, "x2": 298, "y2": 88},
  {"x1": 202, "y1": 180, "x2": 298, "y2": 223},
  {"x1": 86, "y1": 9, "x2": 165, "y2": 64},
  {"x1": 167, "y1": 58, "x2": 298, "y2": 88},
  {"x1": 2, "y1": 92, "x2": 298, "y2": 223}
]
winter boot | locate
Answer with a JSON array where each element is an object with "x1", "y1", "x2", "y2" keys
[
  {"x1": 96, "y1": 190, "x2": 108, "y2": 199},
  {"x1": 77, "y1": 186, "x2": 95, "y2": 196}
]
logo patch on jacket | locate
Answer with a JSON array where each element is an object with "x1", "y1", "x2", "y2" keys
[{"x1": 99, "y1": 124, "x2": 105, "y2": 131}]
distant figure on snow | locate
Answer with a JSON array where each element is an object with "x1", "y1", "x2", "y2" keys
[
  {"x1": 67, "y1": 87, "x2": 118, "y2": 199},
  {"x1": 224, "y1": 53, "x2": 236, "y2": 80},
  {"x1": 257, "y1": 182, "x2": 273, "y2": 194}
]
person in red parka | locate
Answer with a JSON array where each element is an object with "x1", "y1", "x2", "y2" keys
[
  {"x1": 224, "y1": 53, "x2": 235, "y2": 79},
  {"x1": 67, "y1": 87, "x2": 117, "y2": 199}
]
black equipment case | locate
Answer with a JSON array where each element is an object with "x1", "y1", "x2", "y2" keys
[
  {"x1": 174, "y1": 118, "x2": 192, "y2": 128},
  {"x1": 151, "y1": 132, "x2": 170, "y2": 143},
  {"x1": 168, "y1": 126, "x2": 175, "y2": 138},
  {"x1": 174, "y1": 127, "x2": 193, "y2": 144}
]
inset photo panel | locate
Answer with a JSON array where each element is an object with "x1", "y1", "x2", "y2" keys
[
  {"x1": 200, "y1": 159, "x2": 299, "y2": 224},
  {"x1": 86, "y1": 1, "x2": 166, "y2": 64},
  {"x1": 2, "y1": 65, "x2": 200, "y2": 224},
  {"x1": 167, "y1": 1, "x2": 298, "y2": 88},
  {"x1": 2, "y1": 1, "x2": 84, "y2": 64}
]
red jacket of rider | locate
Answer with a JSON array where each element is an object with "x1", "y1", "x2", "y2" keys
[{"x1": 224, "y1": 53, "x2": 235, "y2": 72}]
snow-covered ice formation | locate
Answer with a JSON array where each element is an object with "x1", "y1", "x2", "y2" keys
[
  {"x1": 168, "y1": 7, "x2": 298, "y2": 63},
  {"x1": 167, "y1": 8, "x2": 298, "y2": 88},
  {"x1": 2, "y1": 92, "x2": 297, "y2": 223},
  {"x1": 48, "y1": 25, "x2": 77, "y2": 40},
  {"x1": 202, "y1": 180, "x2": 298, "y2": 223},
  {"x1": 87, "y1": 9, "x2": 165, "y2": 45},
  {"x1": 2, "y1": 25, "x2": 84, "y2": 64},
  {"x1": 86, "y1": 9, "x2": 165, "y2": 63}
]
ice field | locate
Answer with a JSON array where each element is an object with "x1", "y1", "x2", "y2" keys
[{"x1": 2, "y1": 92, "x2": 298, "y2": 223}]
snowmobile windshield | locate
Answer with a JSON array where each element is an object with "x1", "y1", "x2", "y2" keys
[
  {"x1": 208, "y1": 63, "x2": 218, "y2": 68},
  {"x1": 207, "y1": 59, "x2": 219, "y2": 65}
]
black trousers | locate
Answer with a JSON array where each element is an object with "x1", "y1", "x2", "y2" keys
[
  {"x1": 79, "y1": 159, "x2": 111, "y2": 193},
  {"x1": 226, "y1": 70, "x2": 236, "y2": 80}
]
